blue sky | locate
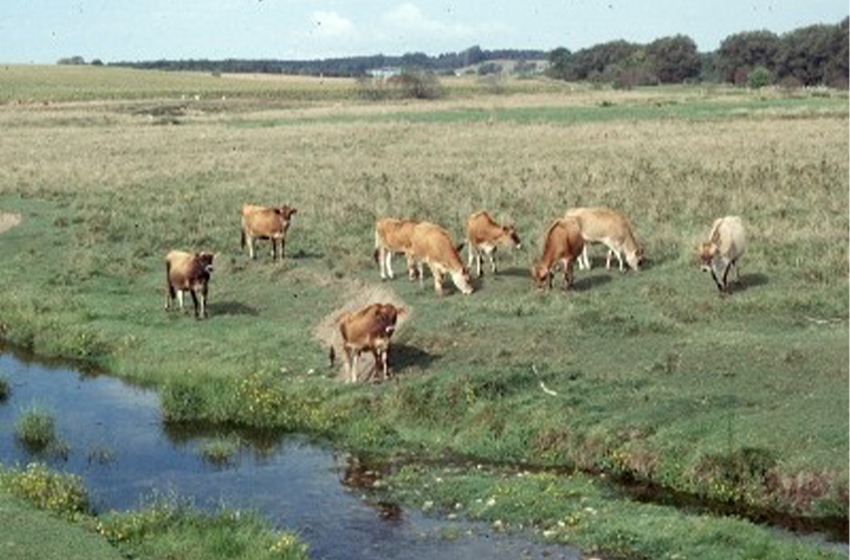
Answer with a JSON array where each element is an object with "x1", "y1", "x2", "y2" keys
[{"x1": 0, "y1": 1, "x2": 846, "y2": 63}]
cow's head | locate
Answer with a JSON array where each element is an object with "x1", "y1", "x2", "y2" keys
[
  {"x1": 699, "y1": 242, "x2": 716, "y2": 272},
  {"x1": 627, "y1": 245, "x2": 645, "y2": 271},
  {"x1": 276, "y1": 205, "x2": 297, "y2": 225},
  {"x1": 196, "y1": 251, "x2": 215, "y2": 274},
  {"x1": 378, "y1": 304, "x2": 406, "y2": 335},
  {"x1": 450, "y1": 268, "x2": 474, "y2": 295},
  {"x1": 503, "y1": 225, "x2": 522, "y2": 249},
  {"x1": 530, "y1": 263, "x2": 550, "y2": 290}
]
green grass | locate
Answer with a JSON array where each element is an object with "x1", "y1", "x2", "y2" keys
[
  {"x1": 384, "y1": 465, "x2": 847, "y2": 560},
  {"x1": 0, "y1": 464, "x2": 311, "y2": 560},
  {"x1": 199, "y1": 437, "x2": 241, "y2": 466},
  {"x1": 0, "y1": 69, "x2": 847, "y2": 557},
  {"x1": 15, "y1": 404, "x2": 60, "y2": 451}
]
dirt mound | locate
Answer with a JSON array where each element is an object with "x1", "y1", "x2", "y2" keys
[
  {"x1": 314, "y1": 281, "x2": 410, "y2": 382},
  {"x1": 0, "y1": 212, "x2": 21, "y2": 234}
]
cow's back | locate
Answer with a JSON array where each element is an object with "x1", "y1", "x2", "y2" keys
[
  {"x1": 411, "y1": 222, "x2": 463, "y2": 270},
  {"x1": 376, "y1": 218, "x2": 417, "y2": 250},
  {"x1": 545, "y1": 218, "x2": 583, "y2": 258},
  {"x1": 712, "y1": 216, "x2": 746, "y2": 259},
  {"x1": 243, "y1": 206, "x2": 284, "y2": 236},
  {"x1": 466, "y1": 211, "x2": 500, "y2": 244},
  {"x1": 565, "y1": 207, "x2": 631, "y2": 240}
]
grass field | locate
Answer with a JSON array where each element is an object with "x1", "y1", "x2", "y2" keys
[{"x1": 0, "y1": 65, "x2": 847, "y2": 559}]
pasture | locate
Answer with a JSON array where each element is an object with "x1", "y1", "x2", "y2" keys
[{"x1": 0, "y1": 65, "x2": 847, "y2": 559}]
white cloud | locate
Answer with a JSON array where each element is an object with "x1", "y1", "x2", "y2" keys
[
  {"x1": 311, "y1": 10, "x2": 355, "y2": 38},
  {"x1": 382, "y1": 3, "x2": 509, "y2": 40}
]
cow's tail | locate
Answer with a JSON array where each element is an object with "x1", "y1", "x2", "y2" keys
[{"x1": 240, "y1": 228, "x2": 246, "y2": 249}]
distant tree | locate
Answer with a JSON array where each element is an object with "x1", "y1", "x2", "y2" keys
[
  {"x1": 646, "y1": 35, "x2": 701, "y2": 83},
  {"x1": 716, "y1": 30, "x2": 779, "y2": 83},
  {"x1": 569, "y1": 40, "x2": 641, "y2": 80},
  {"x1": 477, "y1": 62, "x2": 503, "y2": 75},
  {"x1": 388, "y1": 69, "x2": 444, "y2": 99},
  {"x1": 747, "y1": 66, "x2": 773, "y2": 89},
  {"x1": 90, "y1": 58, "x2": 104, "y2": 66},
  {"x1": 400, "y1": 52, "x2": 430, "y2": 69},
  {"x1": 461, "y1": 45, "x2": 485, "y2": 66},
  {"x1": 547, "y1": 47, "x2": 572, "y2": 80},
  {"x1": 57, "y1": 56, "x2": 86, "y2": 65}
]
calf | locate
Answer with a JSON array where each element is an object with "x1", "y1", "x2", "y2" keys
[
  {"x1": 531, "y1": 218, "x2": 585, "y2": 290},
  {"x1": 373, "y1": 218, "x2": 419, "y2": 281},
  {"x1": 333, "y1": 303, "x2": 407, "y2": 383},
  {"x1": 165, "y1": 250, "x2": 215, "y2": 319},
  {"x1": 699, "y1": 215, "x2": 747, "y2": 293},
  {"x1": 240, "y1": 203, "x2": 297, "y2": 262},
  {"x1": 564, "y1": 207, "x2": 644, "y2": 272},
  {"x1": 465, "y1": 211, "x2": 521, "y2": 277},
  {"x1": 409, "y1": 222, "x2": 474, "y2": 295}
]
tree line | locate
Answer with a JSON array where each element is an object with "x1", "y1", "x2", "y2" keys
[
  {"x1": 91, "y1": 18, "x2": 848, "y2": 88},
  {"x1": 548, "y1": 18, "x2": 848, "y2": 88}
]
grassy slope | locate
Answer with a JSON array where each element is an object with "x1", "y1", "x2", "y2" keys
[
  {"x1": 0, "y1": 492, "x2": 122, "y2": 560},
  {"x1": 0, "y1": 71, "x2": 847, "y2": 556}
]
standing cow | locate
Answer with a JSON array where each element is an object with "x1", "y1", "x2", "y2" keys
[
  {"x1": 409, "y1": 222, "x2": 474, "y2": 296},
  {"x1": 465, "y1": 211, "x2": 521, "y2": 277},
  {"x1": 564, "y1": 207, "x2": 644, "y2": 272},
  {"x1": 700, "y1": 215, "x2": 747, "y2": 294},
  {"x1": 165, "y1": 250, "x2": 215, "y2": 319},
  {"x1": 374, "y1": 217, "x2": 419, "y2": 281},
  {"x1": 332, "y1": 303, "x2": 407, "y2": 383},
  {"x1": 531, "y1": 218, "x2": 585, "y2": 290},
  {"x1": 240, "y1": 203, "x2": 297, "y2": 262}
]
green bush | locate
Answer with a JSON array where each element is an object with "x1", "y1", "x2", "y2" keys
[
  {"x1": 15, "y1": 405, "x2": 58, "y2": 451},
  {"x1": 747, "y1": 66, "x2": 773, "y2": 89}
]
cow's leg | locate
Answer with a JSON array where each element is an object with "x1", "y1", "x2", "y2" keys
[
  {"x1": 351, "y1": 351, "x2": 361, "y2": 383},
  {"x1": 200, "y1": 282, "x2": 209, "y2": 318},
  {"x1": 488, "y1": 247, "x2": 497, "y2": 274},
  {"x1": 189, "y1": 290, "x2": 200, "y2": 319},
  {"x1": 433, "y1": 269, "x2": 444, "y2": 295},
  {"x1": 467, "y1": 243, "x2": 476, "y2": 272},
  {"x1": 378, "y1": 248, "x2": 387, "y2": 280},
  {"x1": 371, "y1": 348, "x2": 384, "y2": 382},
  {"x1": 417, "y1": 262, "x2": 426, "y2": 290},
  {"x1": 405, "y1": 253, "x2": 417, "y2": 281},
  {"x1": 165, "y1": 284, "x2": 175, "y2": 310},
  {"x1": 342, "y1": 346, "x2": 354, "y2": 382},
  {"x1": 385, "y1": 251, "x2": 395, "y2": 279},
  {"x1": 580, "y1": 245, "x2": 590, "y2": 270},
  {"x1": 721, "y1": 260, "x2": 734, "y2": 293},
  {"x1": 733, "y1": 259, "x2": 741, "y2": 283},
  {"x1": 247, "y1": 235, "x2": 256, "y2": 259},
  {"x1": 176, "y1": 290, "x2": 185, "y2": 313},
  {"x1": 280, "y1": 236, "x2": 286, "y2": 262}
]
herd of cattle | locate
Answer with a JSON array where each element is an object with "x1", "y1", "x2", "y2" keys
[{"x1": 164, "y1": 203, "x2": 747, "y2": 383}]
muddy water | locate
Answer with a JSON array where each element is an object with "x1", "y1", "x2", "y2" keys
[{"x1": 0, "y1": 351, "x2": 579, "y2": 560}]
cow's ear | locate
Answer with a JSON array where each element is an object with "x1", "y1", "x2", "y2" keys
[
  {"x1": 396, "y1": 307, "x2": 407, "y2": 318},
  {"x1": 289, "y1": 207, "x2": 298, "y2": 216}
]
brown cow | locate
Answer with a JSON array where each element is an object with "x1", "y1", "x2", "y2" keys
[
  {"x1": 332, "y1": 303, "x2": 407, "y2": 383},
  {"x1": 465, "y1": 211, "x2": 521, "y2": 277},
  {"x1": 240, "y1": 203, "x2": 297, "y2": 262},
  {"x1": 531, "y1": 218, "x2": 585, "y2": 290},
  {"x1": 564, "y1": 207, "x2": 644, "y2": 272},
  {"x1": 409, "y1": 222, "x2": 474, "y2": 295},
  {"x1": 165, "y1": 250, "x2": 215, "y2": 319},
  {"x1": 373, "y1": 218, "x2": 419, "y2": 281}
]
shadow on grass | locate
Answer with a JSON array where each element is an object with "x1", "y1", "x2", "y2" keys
[
  {"x1": 572, "y1": 273, "x2": 613, "y2": 292},
  {"x1": 208, "y1": 301, "x2": 260, "y2": 316},
  {"x1": 732, "y1": 272, "x2": 769, "y2": 293},
  {"x1": 390, "y1": 343, "x2": 439, "y2": 372},
  {"x1": 491, "y1": 266, "x2": 532, "y2": 279}
]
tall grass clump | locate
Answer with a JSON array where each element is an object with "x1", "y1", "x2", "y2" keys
[
  {"x1": 0, "y1": 463, "x2": 90, "y2": 519},
  {"x1": 97, "y1": 498, "x2": 310, "y2": 560},
  {"x1": 15, "y1": 405, "x2": 58, "y2": 451}
]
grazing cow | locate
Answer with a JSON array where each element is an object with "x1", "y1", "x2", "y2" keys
[
  {"x1": 700, "y1": 216, "x2": 747, "y2": 294},
  {"x1": 564, "y1": 207, "x2": 645, "y2": 272},
  {"x1": 332, "y1": 303, "x2": 407, "y2": 383},
  {"x1": 165, "y1": 250, "x2": 215, "y2": 319},
  {"x1": 373, "y1": 218, "x2": 419, "y2": 281},
  {"x1": 240, "y1": 203, "x2": 297, "y2": 262},
  {"x1": 409, "y1": 222, "x2": 474, "y2": 295},
  {"x1": 531, "y1": 218, "x2": 585, "y2": 290},
  {"x1": 465, "y1": 211, "x2": 521, "y2": 277}
]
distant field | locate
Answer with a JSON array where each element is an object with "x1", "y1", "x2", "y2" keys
[{"x1": 0, "y1": 65, "x2": 847, "y2": 559}]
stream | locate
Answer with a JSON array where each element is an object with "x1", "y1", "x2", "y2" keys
[{"x1": 0, "y1": 349, "x2": 579, "y2": 560}]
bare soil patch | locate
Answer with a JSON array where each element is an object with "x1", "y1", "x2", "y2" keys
[{"x1": 313, "y1": 280, "x2": 410, "y2": 382}]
